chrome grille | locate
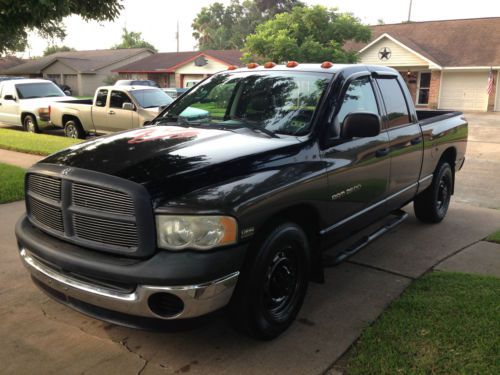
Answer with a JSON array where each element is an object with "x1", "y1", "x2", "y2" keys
[
  {"x1": 74, "y1": 213, "x2": 139, "y2": 248},
  {"x1": 73, "y1": 183, "x2": 134, "y2": 216},
  {"x1": 28, "y1": 196, "x2": 64, "y2": 233},
  {"x1": 28, "y1": 174, "x2": 61, "y2": 201}
]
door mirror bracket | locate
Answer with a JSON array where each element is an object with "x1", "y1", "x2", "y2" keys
[{"x1": 341, "y1": 112, "x2": 381, "y2": 139}]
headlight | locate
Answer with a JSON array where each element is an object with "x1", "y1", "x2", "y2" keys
[{"x1": 156, "y1": 215, "x2": 237, "y2": 250}]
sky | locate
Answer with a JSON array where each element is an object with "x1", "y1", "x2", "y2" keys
[{"x1": 22, "y1": 0, "x2": 500, "y2": 57}]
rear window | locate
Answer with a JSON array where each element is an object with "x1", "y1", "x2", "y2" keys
[{"x1": 376, "y1": 78, "x2": 411, "y2": 127}]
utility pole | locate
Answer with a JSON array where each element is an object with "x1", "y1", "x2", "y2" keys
[
  {"x1": 176, "y1": 21, "x2": 180, "y2": 52},
  {"x1": 407, "y1": 0, "x2": 413, "y2": 22}
]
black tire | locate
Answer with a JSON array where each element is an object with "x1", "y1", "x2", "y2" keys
[
  {"x1": 231, "y1": 222, "x2": 310, "y2": 340},
  {"x1": 64, "y1": 118, "x2": 86, "y2": 139},
  {"x1": 23, "y1": 114, "x2": 39, "y2": 133},
  {"x1": 414, "y1": 162, "x2": 453, "y2": 223}
]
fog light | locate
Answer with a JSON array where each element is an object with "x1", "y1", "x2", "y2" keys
[{"x1": 148, "y1": 293, "x2": 184, "y2": 317}]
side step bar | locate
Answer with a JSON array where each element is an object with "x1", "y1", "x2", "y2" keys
[{"x1": 323, "y1": 210, "x2": 409, "y2": 267}]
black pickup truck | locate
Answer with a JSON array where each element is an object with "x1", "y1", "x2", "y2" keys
[{"x1": 15, "y1": 63, "x2": 467, "y2": 339}]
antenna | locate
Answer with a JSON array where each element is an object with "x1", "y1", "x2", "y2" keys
[
  {"x1": 176, "y1": 21, "x2": 179, "y2": 52},
  {"x1": 407, "y1": 0, "x2": 413, "y2": 22}
]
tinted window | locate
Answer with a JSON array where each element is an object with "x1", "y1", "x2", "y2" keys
[
  {"x1": 376, "y1": 78, "x2": 411, "y2": 127},
  {"x1": 110, "y1": 91, "x2": 131, "y2": 109},
  {"x1": 130, "y1": 89, "x2": 173, "y2": 108},
  {"x1": 95, "y1": 89, "x2": 108, "y2": 107},
  {"x1": 337, "y1": 76, "x2": 378, "y2": 125}
]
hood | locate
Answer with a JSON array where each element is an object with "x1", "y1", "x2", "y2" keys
[{"x1": 41, "y1": 125, "x2": 302, "y2": 203}]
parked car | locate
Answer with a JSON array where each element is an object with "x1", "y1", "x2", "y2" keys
[
  {"x1": 0, "y1": 78, "x2": 74, "y2": 132},
  {"x1": 15, "y1": 63, "x2": 467, "y2": 340},
  {"x1": 162, "y1": 87, "x2": 188, "y2": 99},
  {"x1": 115, "y1": 79, "x2": 159, "y2": 88},
  {"x1": 0, "y1": 76, "x2": 25, "y2": 82},
  {"x1": 49, "y1": 86, "x2": 174, "y2": 138}
]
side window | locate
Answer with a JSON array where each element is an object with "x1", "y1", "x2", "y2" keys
[
  {"x1": 95, "y1": 89, "x2": 108, "y2": 107},
  {"x1": 376, "y1": 78, "x2": 411, "y2": 127},
  {"x1": 336, "y1": 76, "x2": 378, "y2": 126},
  {"x1": 110, "y1": 91, "x2": 131, "y2": 109}
]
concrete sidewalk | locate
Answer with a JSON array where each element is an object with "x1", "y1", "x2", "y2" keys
[
  {"x1": 0, "y1": 149, "x2": 43, "y2": 169},
  {"x1": 1, "y1": 201, "x2": 499, "y2": 375}
]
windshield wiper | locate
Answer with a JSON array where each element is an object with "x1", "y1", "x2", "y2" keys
[{"x1": 229, "y1": 116, "x2": 279, "y2": 138}]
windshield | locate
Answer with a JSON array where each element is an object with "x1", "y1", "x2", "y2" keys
[
  {"x1": 16, "y1": 82, "x2": 65, "y2": 99},
  {"x1": 160, "y1": 71, "x2": 332, "y2": 136},
  {"x1": 130, "y1": 89, "x2": 173, "y2": 108}
]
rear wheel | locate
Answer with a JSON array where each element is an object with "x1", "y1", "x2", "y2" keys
[
  {"x1": 414, "y1": 162, "x2": 453, "y2": 223},
  {"x1": 64, "y1": 119, "x2": 86, "y2": 139},
  {"x1": 23, "y1": 114, "x2": 39, "y2": 133},
  {"x1": 231, "y1": 222, "x2": 310, "y2": 340}
]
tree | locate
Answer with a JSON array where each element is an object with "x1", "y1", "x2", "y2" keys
[
  {"x1": 112, "y1": 28, "x2": 157, "y2": 51},
  {"x1": 0, "y1": 0, "x2": 122, "y2": 55},
  {"x1": 43, "y1": 45, "x2": 75, "y2": 56},
  {"x1": 192, "y1": 0, "x2": 303, "y2": 50},
  {"x1": 243, "y1": 6, "x2": 371, "y2": 63}
]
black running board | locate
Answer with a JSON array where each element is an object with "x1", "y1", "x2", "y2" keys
[{"x1": 323, "y1": 210, "x2": 409, "y2": 267}]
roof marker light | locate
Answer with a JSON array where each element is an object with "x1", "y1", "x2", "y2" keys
[
  {"x1": 286, "y1": 61, "x2": 299, "y2": 68},
  {"x1": 227, "y1": 65, "x2": 237, "y2": 70},
  {"x1": 321, "y1": 61, "x2": 334, "y2": 69},
  {"x1": 264, "y1": 61, "x2": 276, "y2": 68},
  {"x1": 247, "y1": 62, "x2": 259, "y2": 69}
]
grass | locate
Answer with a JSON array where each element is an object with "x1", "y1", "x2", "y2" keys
[
  {"x1": 486, "y1": 229, "x2": 500, "y2": 244},
  {"x1": 0, "y1": 163, "x2": 25, "y2": 203},
  {"x1": 0, "y1": 128, "x2": 81, "y2": 156},
  {"x1": 345, "y1": 272, "x2": 500, "y2": 375}
]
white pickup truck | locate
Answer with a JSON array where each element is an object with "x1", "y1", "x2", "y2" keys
[
  {"x1": 0, "y1": 79, "x2": 74, "y2": 133},
  {"x1": 49, "y1": 85, "x2": 175, "y2": 138}
]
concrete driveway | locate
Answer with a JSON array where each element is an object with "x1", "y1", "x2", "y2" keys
[{"x1": 1, "y1": 112, "x2": 500, "y2": 374}]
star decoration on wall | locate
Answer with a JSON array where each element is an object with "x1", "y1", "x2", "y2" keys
[{"x1": 379, "y1": 47, "x2": 392, "y2": 60}]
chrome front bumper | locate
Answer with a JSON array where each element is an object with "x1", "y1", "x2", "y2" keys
[{"x1": 20, "y1": 248, "x2": 239, "y2": 320}]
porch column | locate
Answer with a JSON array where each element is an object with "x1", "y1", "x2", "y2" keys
[
  {"x1": 428, "y1": 70, "x2": 441, "y2": 109},
  {"x1": 487, "y1": 69, "x2": 497, "y2": 112}
]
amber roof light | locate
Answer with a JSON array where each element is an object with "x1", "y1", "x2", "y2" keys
[
  {"x1": 321, "y1": 61, "x2": 334, "y2": 69},
  {"x1": 227, "y1": 65, "x2": 237, "y2": 70},
  {"x1": 263, "y1": 61, "x2": 276, "y2": 68},
  {"x1": 247, "y1": 62, "x2": 259, "y2": 69},
  {"x1": 286, "y1": 61, "x2": 299, "y2": 68}
]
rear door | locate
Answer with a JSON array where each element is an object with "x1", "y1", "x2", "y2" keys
[
  {"x1": 321, "y1": 73, "x2": 391, "y2": 236},
  {"x1": 374, "y1": 75, "x2": 424, "y2": 210},
  {"x1": 0, "y1": 83, "x2": 20, "y2": 125},
  {"x1": 91, "y1": 88, "x2": 109, "y2": 131}
]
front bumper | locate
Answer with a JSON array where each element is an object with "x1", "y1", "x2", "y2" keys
[{"x1": 16, "y1": 215, "x2": 247, "y2": 323}]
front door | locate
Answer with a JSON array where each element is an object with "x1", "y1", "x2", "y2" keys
[{"x1": 321, "y1": 75, "x2": 391, "y2": 239}]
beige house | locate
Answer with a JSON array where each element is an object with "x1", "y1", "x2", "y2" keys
[
  {"x1": 3, "y1": 48, "x2": 154, "y2": 96},
  {"x1": 113, "y1": 50, "x2": 243, "y2": 88},
  {"x1": 346, "y1": 17, "x2": 500, "y2": 111}
]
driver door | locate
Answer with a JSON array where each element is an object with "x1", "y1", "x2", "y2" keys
[{"x1": 320, "y1": 74, "x2": 391, "y2": 237}]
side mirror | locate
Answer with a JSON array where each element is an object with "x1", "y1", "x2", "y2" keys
[
  {"x1": 3, "y1": 95, "x2": 16, "y2": 101},
  {"x1": 342, "y1": 112, "x2": 381, "y2": 138},
  {"x1": 122, "y1": 102, "x2": 135, "y2": 111}
]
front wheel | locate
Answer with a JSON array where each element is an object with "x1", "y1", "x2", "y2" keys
[
  {"x1": 231, "y1": 222, "x2": 310, "y2": 340},
  {"x1": 64, "y1": 119, "x2": 86, "y2": 139},
  {"x1": 414, "y1": 162, "x2": 453, "y2": 223},
  {"x1": 23, "y1": 114, "x2": 39, "y2": 133}
]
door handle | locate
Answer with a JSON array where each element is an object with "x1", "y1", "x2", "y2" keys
[
  {"x1": 375, "y1": 148, "x2": 390, "y2": 157},
  {"x1": 410, "y1": 137, "x2": 422, "y2": 145},
  {"x1": 108, "y1": 110, "x2": 115, "y2": 115}
]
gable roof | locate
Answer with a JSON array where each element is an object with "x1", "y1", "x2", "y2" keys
[
  {"x1": 345, "y1": 17, "x2": 500, "y2": 67},
  {"x1": 113, "y1": 50, "x2": 243, "y2": 73},
  {"x1": 0, "y1": 56, "x2": 27, "y2": 74},
  {"x1": 4, "y1": 48, "x2": 153, "y2": 75}
]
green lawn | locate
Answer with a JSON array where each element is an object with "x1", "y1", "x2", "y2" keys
[
  {"x1": 0, "y1": 128, "x2": 81, "y2": 156},
  {"x1": 0, "y1": 163, "x2": 25, "y2": 203},
  {"x1": 346, "y1": 272, "x2": 500, "y2": 375},
  {"x1": 486, "y1": 229, "x2": 500, "y2": 244}
]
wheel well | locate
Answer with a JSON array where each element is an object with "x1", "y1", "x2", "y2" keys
[
  {"x1": 256, "y1": 204, "x2": 323, "y2": 283},
  {"x1": 21, "y1": 112, "x2": 36, "y2": 124},
  {"x1": 438, "y1": 147, "x2": 457, "y2": 193},
  {"x1": 62, "y1": 114, "x2": 80, "y2": 127}
]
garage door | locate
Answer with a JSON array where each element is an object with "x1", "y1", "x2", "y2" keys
[
  {"x1": 63, "y1": 74, "x2": 78, "y2": 92},
  {"x1": 440, "y1": 72, "x2": 489, "y2": 111},
  {"x1": 495, "y1": 71, "x2": 500, "y2": 111}
]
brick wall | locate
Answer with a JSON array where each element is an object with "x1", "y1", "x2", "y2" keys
[{"x1": 428, "y1": 70, "x2": 441, "y2": 109}]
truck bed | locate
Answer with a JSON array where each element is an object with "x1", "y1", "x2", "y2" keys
[{"x1": 416, "y1": 109, "x2": 463, "y2": 126}]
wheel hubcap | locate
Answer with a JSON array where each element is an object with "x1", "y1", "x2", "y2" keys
[
  {"x1": 26, "y1": 119, "x2": 34, "y2": 132},
  {"x1": 66, "y1": 124, "x2": 77, "y2": 138},
  {"x1": 265, "y1": 248, "x2": 298, "y2": 319},
  {"x1": 436, "y1": 177, "x2": 450, "y2": 211}
]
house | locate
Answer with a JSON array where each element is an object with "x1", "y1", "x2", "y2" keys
[
  {"x1": 0, "y1": 56, "x2": 26, "y2": 74},
  {"x1": 3, "y1": 48, "x2": 154, "y2": 96},
  {"x1": 345, "y1": 17, "x2": 500, "y2": 111},
  {"x1": 113, "y1": 50, "x2": 243, "y2": 88}
]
